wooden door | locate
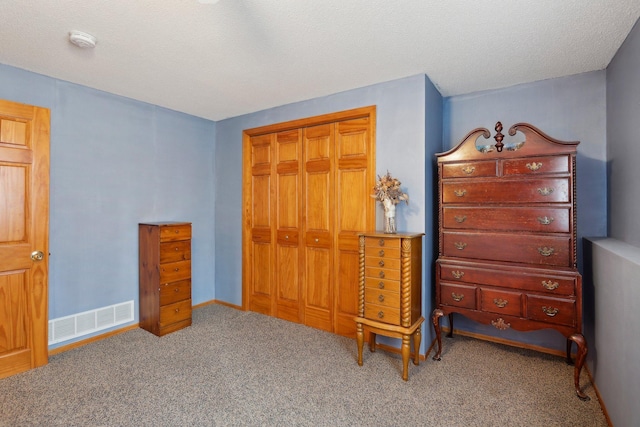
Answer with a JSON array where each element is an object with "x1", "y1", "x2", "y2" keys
[
  {"x1": 243, "y1": 106, "x2": 376, "y2": 337},
  {"x1": 0, "y1": 99, "x2": 50, "y2": 378},
  {"x1": 333, "y1": 117, "x2": 375, "y2": 336},
  {"x1": 274, "y1": 130, "x2": 303, "y2": 323},
  {"x1": 302, "y1": 124, "x2": 334, "y2": 331},
  {"x1": 245, "y1": 133, "x2": 275, "y2": 315}
]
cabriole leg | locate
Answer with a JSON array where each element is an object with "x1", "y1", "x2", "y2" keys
[
  {"x1": 432, "y1": 309, "x2": 444, "y2": 361},
  {"x1": 568, "y1": 333, "x2": 590, "y2": 401}
]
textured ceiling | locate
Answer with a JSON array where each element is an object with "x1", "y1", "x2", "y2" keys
[{"x1": 2, "y1": 1, "x2": 639, "y2": 121}]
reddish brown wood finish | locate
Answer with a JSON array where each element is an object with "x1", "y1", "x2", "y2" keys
[
  {"x1": 432, "y1": 122, "x2": 589, "y2": 400},
  {"x1": 139, "y1": 222, "x2": 192, "y2": 336}
]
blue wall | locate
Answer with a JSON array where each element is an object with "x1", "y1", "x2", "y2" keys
[
  {"x1": 443, "y1": 71, "x2": 608, "y2": 351},
  {"x1": 0, "y1": 64, "x2": 217, "y2": 347},
  {"x1": 214, "y1": 74, "x2": 442, "y2": 348}
]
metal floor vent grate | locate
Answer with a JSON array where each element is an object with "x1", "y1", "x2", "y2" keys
[{"x1": 48, "y1": 300, "x2": 134, "y2": 345}]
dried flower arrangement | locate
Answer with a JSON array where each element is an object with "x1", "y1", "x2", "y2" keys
[{"x1": 371, "y1": 171, "x2": 409, "y2": 205}]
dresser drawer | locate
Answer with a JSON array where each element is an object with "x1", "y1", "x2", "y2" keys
[
  {"x1": 365, "y1": 266, "x2": 400, "y2": 281},
  {"x1": 159, "y1": 279, "x2": 191, "y2": 306},
  {"x1": 365, "y1": 256, "x2": 400, "y2": 270},
  {"x1": 442, "y1": 161, "x2": 497, "y2": 179},
  {"x1": 364, "y1": 303, "x2": 400, "y2": 325},
  {"x1": 527, "y1": 295, "x2": 576, "y2": 327},
  {"x1": 365, "y1": 277, "x2": 400, "y2": 293},
  {"x1": 442, "y1": 207, "x2": 570, "y2": 233},
  {"x1": 438, "y1": 262, "x2": 577, "y2": 296},
  {"x1": 503, "y1": 155, "x2": 570, "y2": 176},
  {"x1": 160, "y1": 260, "x2": 191, "y2": 284},
  {"x1": 160, "y1": 224, "x2": 192, "y2": 242},
  {"x1": 159, "y1": 299, "x2": 192, "y2": 326},
  {"x1": 365, "y1": 288, "x2": 400, "y2": 308},
  {"x1": 480, "y1": 288, "x2": 522, "y2": 317},
  {"x1": 440, "y1": 283, "x2": 476, "y2": 309},
  {"x1": 160, "y1": 240, "x2": 191, "y2": 263},
  {"x1": 365, "y1": 236, "x2": 400, "y2": 250},
  {"x1": 365, "y1": 247, "x2": 400, "y2": 259},
  {"x1": 442, "y1": 178, "x2": 570, "y2": 204},
  {"x1": 442, "y1": 232, "x2": 572, "y2": 267}
]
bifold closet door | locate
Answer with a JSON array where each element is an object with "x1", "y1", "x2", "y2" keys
[{"x1": 243, "y1": 107, "x2": 376, "y2": 338}]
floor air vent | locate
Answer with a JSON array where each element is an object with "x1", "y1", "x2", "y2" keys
[{"x1": 48, "y1": 300, "x2": 134, "y2": 345}]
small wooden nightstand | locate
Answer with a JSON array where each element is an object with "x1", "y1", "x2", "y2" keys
[{"x1": 354, "y1": 232, "x2": 424, "y2": 380}]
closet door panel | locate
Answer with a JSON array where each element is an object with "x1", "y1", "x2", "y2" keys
[
  {"x1": 248, "y1": 134, "x2": 275, "y2": 315},
  {"x1": 334, "y1": 118, "x2": 373, "y2": 337},
  {"x1": 303, "y1": 124, "x2": 334, "y2": 332},
  {"x1": 275, "y1": 130, "x2": 302, "y2": 323}
]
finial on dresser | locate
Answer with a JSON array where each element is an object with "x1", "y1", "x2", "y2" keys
[{"x1": 494, "y1": 121, "x2": 504, "y2": 152}]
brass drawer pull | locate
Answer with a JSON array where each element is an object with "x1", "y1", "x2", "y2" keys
[
  {"x1": 175, "y1": 308, "x2": 180, "y2": 313},
  {"x1": 378, "y1": 271, "x2": 385, "y2": 278},
  {"x1": 462, "y1": 166, "x2": 475, "y2": 174},
  {"x1": 454, "y1": 215, "x2": 467, "y2": 223},
  {"x1": 537, "y1": 187, "x2": 554, "y2": 196},
  {"x1": 377, "y1": 311, "x2": 384, "y2": 319},
  {"x1": 378, "y1": 260, "x2": 385, "y2": 267},
  {"x1": 285, "y1": 235, "x2": 289, "y2": 240},
  {"x1": 451, "y1": 293, "x2": 464, "y2": 302},
  {"x1": 493, "y1": 298, "x2": 508, "y2": 308},
  {"x1": 378, "y1": 281, "x2": 385, "y2": 289},
  {"x1": 378, "y1": 249, "x2": 384, "y2": 257},
  {"x1": 542, "y1": 280, "x2": 559, "y2": 291},
  {"x1": 454, "y1": 189, "x2": 467, "y2": 197},
  {"x1": 542, "y1": 306, "x2": 559, "y2": 317},
  {"x1": 175, "y1": 247, "x2": 179, "y2": 251},
  {"x1": 526, "y1": 162, "x2": 543, "y2": 171},
  {"x1": 537, "y1": 216, "x2": 554, "y2": 225},
  {"x1": 454, "y1": 242, "x2": 467, "y2": 250},
  {"x1": 174, "y1": 288, "x2": 180, "y2": 292},
  {"x1": 451, "y1": 270, "x2": 465, "y2": 279},
  {"x1": 378, "y1": 294, "x2": 385, "y2": 302},
  {"x1": 174, "y1": 268, "x2": 179, "y2": 272},
  {"x1": 378, "y1": 239, "x2": 385, "y2": 246},
  {"x1": 538, "y1": 247, "x2": 555, "y2": 257}
]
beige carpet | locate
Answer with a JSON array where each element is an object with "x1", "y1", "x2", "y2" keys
[{"x1": 0, "y1": 304, "x2": 607, "y2": 426}]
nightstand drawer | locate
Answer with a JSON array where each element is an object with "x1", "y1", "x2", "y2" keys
[
  {"x1": 364, "y1": 236, "x2": 400, "y2": 250},
  {"x1": 480, "y1": 288, "x2": 522, "y2": 317}
]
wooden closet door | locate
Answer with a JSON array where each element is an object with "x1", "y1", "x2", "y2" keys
[
  {"x1": 246, "y1": 133, "x2": 275, "y2": 315},
  {"x1": 333, "y1": 117, "x2": 375, "y2": 337},
  {"x1": 302, "y1": 124, "x2": 334, "y2": 332},
  {"x1": 274, "y1": 130, "x2": 303, "y2": 323}
]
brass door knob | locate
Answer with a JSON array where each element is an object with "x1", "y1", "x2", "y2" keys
[{"x1": 31, "y1": 250, "x2": 44, "y2": 261}]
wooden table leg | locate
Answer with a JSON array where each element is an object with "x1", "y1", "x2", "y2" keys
[
  {"x1": 356, "y1": 322, "x2": 364, "y2": 366},
  {"x1": 401, "y1": 334, "x2": 411, "y2": 381},
  {"x1": 412, "y1": 327, "x2": 422, "y2": 365}
]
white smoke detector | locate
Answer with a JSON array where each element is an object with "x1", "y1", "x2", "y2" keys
[{"x1": 69, "y1": 31, "x2": 97, "y2": 48}]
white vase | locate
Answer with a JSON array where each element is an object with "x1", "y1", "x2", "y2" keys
[{"x1": 383, "y1": 200, "x2": 396, "y2": 234}]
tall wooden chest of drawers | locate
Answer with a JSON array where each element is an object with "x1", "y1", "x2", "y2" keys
[
  {"x1": 355, "y1": 232, "x2": 424, "y2": 381},
  {"x1": 139, "y1": 222, "x2": 192, "y2": 336},
  {"x1": 431, "y1": 122, "x2": 589, "y2": 400}
]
